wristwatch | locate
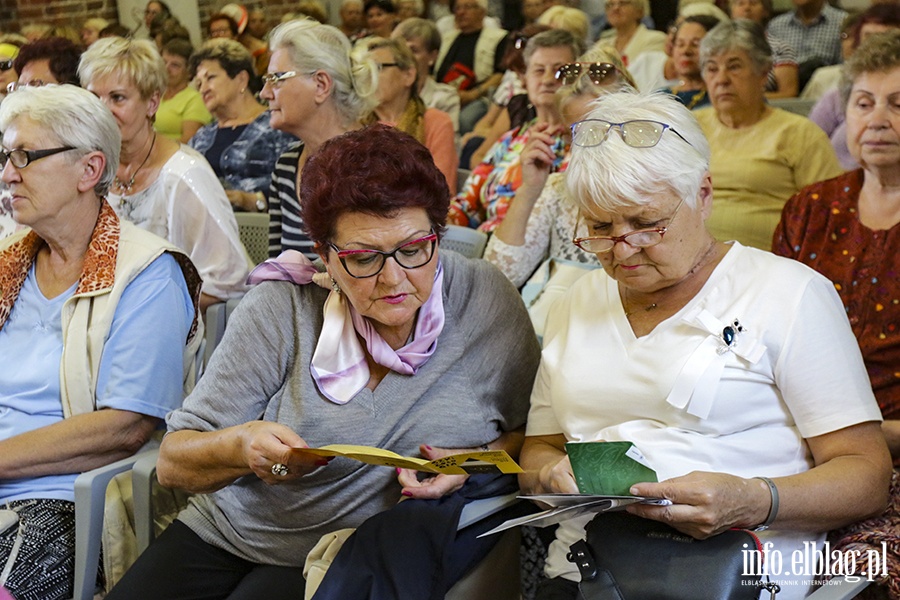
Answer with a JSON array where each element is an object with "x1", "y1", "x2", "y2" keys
[{"x1": 254, "y1": 191, "x2": 267, "y2": 212}]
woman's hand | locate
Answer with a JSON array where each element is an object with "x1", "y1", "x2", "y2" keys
[
  {"x1": 520, "y1": 122, "x2": 563, "y2": 190},
  {"x1": 396, "y1": 444, "x2": 469, "y2": 500},
  {"x1": 225, "y1": 189, "x2": 265, "y2": 212},
  {"x1": 627, "y1": 471, "x2": 770, "y2": 539},
  {"x1": 536, "y1": 454, "x2": 579, "y2": 495},
  {"x1": 239, "y1": 421, "x2": 330, "y2": 485}
]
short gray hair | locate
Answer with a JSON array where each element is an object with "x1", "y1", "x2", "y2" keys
[
  {"x1": 393, "y1": 17, "x2": 442, "y2": 53},
  {"x1": 841, "y1": 31, "x2": 900, "y2": 107},
  {"x1": 566, "y1": 90, "x2": 710, "y2": 213},
  {"x1": 78, "y1": 36, "x2": 167, "y2": 99},
  {"x1": 524, "y1": 29, "x2": 586, "y2": 68},
  {"x1": 0, "y1": 85, "x2": 121, "y2": 197},
  {"x1": 699, "y1": 19, "x2": 772, "y2": 76},
  {"x1": 268, "y1": 19, "x2": 378, "y2": 124}
]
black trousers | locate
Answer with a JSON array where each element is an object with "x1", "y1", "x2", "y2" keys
[{"x1": 105, "y1": 520, "x2": 307, "y2": 600}]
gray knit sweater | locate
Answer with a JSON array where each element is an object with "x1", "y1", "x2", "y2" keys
[{"x1": 167, "y1": 250, "x2": 541, "y2": 565}]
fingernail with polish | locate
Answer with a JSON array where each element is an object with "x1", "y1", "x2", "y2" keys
[
  {"x1": 396, "y1": 468, "x2": 402, "y2": 474},
  {"x1": 425, "y1": 445, "x2": 433, "y2": 450},
  {"x1": 402, "y1": 491, "x2": 413, "y2": 497}
]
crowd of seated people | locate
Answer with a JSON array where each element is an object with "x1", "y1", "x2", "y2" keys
[
  {"x1": 3, "y1": 1, "x2": 900, "y2": 599},
  {"x1": 448, "y1": 29, "x2": 582, "y2": 232}
]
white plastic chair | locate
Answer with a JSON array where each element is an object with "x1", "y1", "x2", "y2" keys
[
  {"x1": 71, "y1": 446, "x2": 161, "y2": 600},
  {"x1": 442, "y1": 225, "x2": 488, "y2": 259}
]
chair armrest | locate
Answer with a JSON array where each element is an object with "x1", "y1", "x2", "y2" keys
[
  {"x1": 457, "y1": 492, "x2": 520, "y2": 530},
  {"x1": 133, "y1": 449, "x2": 161, "y2": 554},
  {"x1": 805, "y1": 576, "x2": 872, "y2": 599},
  {"x1": 72, "y1": 453, "x2": 148, "y2": 600}
]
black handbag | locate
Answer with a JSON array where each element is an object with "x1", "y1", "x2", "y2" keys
[{"x1": 567, "y1": 511, "x2": 778, "y2": 600}]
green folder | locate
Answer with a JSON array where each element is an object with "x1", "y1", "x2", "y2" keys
[{"x1": 565, "y1": 441, "x2": 658, "y2": 496}]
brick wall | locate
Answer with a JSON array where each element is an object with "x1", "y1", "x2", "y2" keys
[{"x1": 0, "y1": 0, "x2": 298, "y2": 37}]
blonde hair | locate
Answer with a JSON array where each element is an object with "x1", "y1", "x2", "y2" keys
[
  {"x1": 78, "y1": 36, "x2": 167, "y2": 99},
  {"x1": 537, "y1": 6, "x2": 590, "y2": 45}
]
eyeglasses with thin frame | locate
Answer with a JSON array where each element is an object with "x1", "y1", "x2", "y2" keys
[
  {"x1": 570, "y1": 118, "x2": 694, "y2": 149},
  {"x1": 555, "y1": 62, "x2": 621, "y2": 86},
  {"x1": 0, "y1": 146, "x2": 77, "y2": 170},
  {"x1": 573, "y1": 197, "x2": 686, "y2": 253},
  {"x1": 6, "y1": 80, "x2": 47, "y2": 94},
  {"x1": 329, "y1": 231, "x2": 438, "y2": 278},
  {"x1": 261, "y1": 71, "x2": 299, "y2": 88}
]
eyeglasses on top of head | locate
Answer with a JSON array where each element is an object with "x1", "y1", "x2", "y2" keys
[
  {"x1": 572, "y1": 197, "x2": 687, "y2": 253},
  {"x1": 555, "y1": 62, "x2": 621, "y2": 87},
  {"x1": 570, "y1": 118, "x2": 695, "y2": 149},
  {"x1": 0, "y1": 146, "x2": 77, "y2": 170},
  {"x1": 261, "y1": 71, "x2": 299, "y2": 87},
  {"x1": 329, "y1": 231, "x2": 438, "y2": 279}
]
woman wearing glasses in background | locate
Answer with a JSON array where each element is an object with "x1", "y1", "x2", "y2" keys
[
  {"x1": 106, "y1": 124, "x2": 540, "y2": 600},
  {"x1": 448, "y1": 29, "x2": 583, "y2": 233},
  {"x1": 519, "y1": 90, "x2": 891, "y2": 600},
  {"x1": 261, "y1": 19, "x2": 378, "y2": 259},
  {"x1": 484, "y1": 46, "x2": 633, "y2": 338},
  {"x1": 363, "y1": 37, "x2": 457, "y2": 191}
]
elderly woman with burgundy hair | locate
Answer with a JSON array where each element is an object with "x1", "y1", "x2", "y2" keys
[{"x1": 106, "y1": 124, "x2": 540, "y2": 600}]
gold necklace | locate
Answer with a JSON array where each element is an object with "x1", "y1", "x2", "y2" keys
[
  {"x1": 114, "y1": 131, "x2": 156, "y2": 197},
  {"x1": 622, "y1": 240, "x2": 719, "y2": 318}
]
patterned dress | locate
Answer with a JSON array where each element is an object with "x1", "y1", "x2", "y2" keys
[
  {"x1": 447, "y1": 119, "x2": 568, "y2": 233},
  {"x1": 773, "y1": 169, "x2": 900, "y2": 420}
]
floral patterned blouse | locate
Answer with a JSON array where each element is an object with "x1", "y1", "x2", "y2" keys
[
  {"x1": 773, "y1": 169, "x2": 900, "y2": 420},
  {"x1": 447, "y1": 119, "x2": 568, "y2": 233}
]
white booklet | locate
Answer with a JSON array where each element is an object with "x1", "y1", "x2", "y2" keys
[{"x1": 477, "y1": 494, "x2": 672, "y2": 538}]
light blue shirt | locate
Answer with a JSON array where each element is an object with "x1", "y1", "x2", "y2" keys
[{"x1": 0, "y1": 253, "x2": 194, "y2": 502}]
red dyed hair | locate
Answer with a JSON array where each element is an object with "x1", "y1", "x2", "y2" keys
[{"x1": 300, "y1": 124, "x2": 450, "y2": 245}]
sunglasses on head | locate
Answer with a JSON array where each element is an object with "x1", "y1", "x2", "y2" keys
[{"x1": 555, "y1": 62, "x2": 620, "y2": 86}]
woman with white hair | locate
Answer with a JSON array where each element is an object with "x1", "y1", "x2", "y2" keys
[
  {"x1": 261, "y1": 19, "x2": 378, "y2": 258},
  {"x1": 78, "y1": 36, "x2": 250, "y2": 310},
  {"x1": 484, "y1": 45, "x2": 633, "y2": 336},
  {"x1": 0, "y1": 84, "x2": 200, "y2": 599},
  {"x1": 593, "y1": 0, "x2": 666, "y2": 66},
  {"x1": 519, "y1": 90, "x2": 891, "y2": 600}
]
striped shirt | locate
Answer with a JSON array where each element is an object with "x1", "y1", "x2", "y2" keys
[{"x1": 267, "y1": 142, "x2": 317, "y2": 259}]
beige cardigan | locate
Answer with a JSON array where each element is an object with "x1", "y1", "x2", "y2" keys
[{"x1": 0, "y1": 200, "x2": 203, "y2": 588}]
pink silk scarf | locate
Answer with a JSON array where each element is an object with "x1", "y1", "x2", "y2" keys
[{"x1": 247, "y1": 250, "x2": 445, "y2": 404}]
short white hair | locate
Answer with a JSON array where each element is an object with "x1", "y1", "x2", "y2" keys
[
  {"x1": 268, "y1": 19, "x2": 378, "y2": 124},
  {"x1": 566, "y1": 90, "x2": 710, "y2": 214},
  {"x1": 0, "y1": 84, "x2": 121, "y2": 196}
]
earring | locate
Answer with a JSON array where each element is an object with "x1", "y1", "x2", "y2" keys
[
  {"x1": 240, "y1": 88, "x2": 246, "y2": 94},
  {"x1": 330, "y1": 277, "x2": 341, "y2": 294}
]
